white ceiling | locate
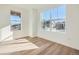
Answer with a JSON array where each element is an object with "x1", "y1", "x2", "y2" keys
[
  {"x1": 8, "y1": 4, "x2": 61, "y2": 10},
  {"x1": 0, "y1": 4, "x2": 62, "y2": 11}
]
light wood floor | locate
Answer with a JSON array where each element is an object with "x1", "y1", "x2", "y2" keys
[{"x1": 10, "y1": 37, "x2": 79, "y2": 55}]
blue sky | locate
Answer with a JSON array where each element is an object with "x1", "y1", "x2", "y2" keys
[
  {"x1": 10, "y1": 15, "x2": 21, "y2": 25},
  {"x1": 41, "y1": 5, "x2": 66, "y2": 21}
]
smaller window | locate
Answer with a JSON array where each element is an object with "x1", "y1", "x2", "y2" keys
[{"x1": 10, "y1": 11, "x2": 21, "y2": 30}]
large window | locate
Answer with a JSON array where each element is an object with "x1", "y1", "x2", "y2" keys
[
  {"x1": 40, "y1": 5, "x2": 66, "y2": 32},
  {"x1": 10, "y1": 11, "x2": 21, "y2": 30}
]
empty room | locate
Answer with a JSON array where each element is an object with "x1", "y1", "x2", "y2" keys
[{"x1": 0, "y1": 4, "x2": 79, "y2": 55}]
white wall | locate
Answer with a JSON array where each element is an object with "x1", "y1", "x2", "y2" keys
[
  {"x1": 37, "y1": 5, "x2": 79, "y2": 50},
  {"x1": 28, "y1": 9, "x2": 39, "y2": 37},
  {"x1": 66, "y1": 4, "x2": 79, "y2": 50},
  {"x1": 11, "y1": 8, "x2": 29, "y2": 39},
  {"x1": 31, "y1": 9, "x2": 38, "y2": 37},
  {"x1": 0, "y1": 4, "x2": 79, "y2": 50},
  {"x1": 0, "y1": 5, "x2": 29, "y2": 41},
  {"x1": 0, "y1": 6, "x2": 11, "y2": 41},
  {"x1": 0, "y1": 5, "x2": 39, "y2": 41}
]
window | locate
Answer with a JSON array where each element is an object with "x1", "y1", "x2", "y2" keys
[
  {"x1": 40, "y1": 5, "x2": 66, "y2": 32},
  {"x1": 41, "y1": 9, "x2": 51, "y2": 31},
  {"x1": 10, "y1": 11, "x2": 21, "y2": 30}
]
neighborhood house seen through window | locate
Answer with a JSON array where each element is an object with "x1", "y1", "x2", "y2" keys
[{"x1": 40, "y1": 5, "x2": 66, "y2": 32}]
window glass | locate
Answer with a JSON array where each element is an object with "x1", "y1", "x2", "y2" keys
[
  {"x1": 41, "y1": 9, "x2": 51, "y2": 31},
  {"x1": 40, "y1": 5, "x2": 66, "y2": 32},
  {"x1": 10, "y1": 11, "x2": 21, "y2": 30}
]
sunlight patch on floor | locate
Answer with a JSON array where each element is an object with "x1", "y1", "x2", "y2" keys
[{"x1": 0, "y1": 39, "x2": 39, "y2": 54}]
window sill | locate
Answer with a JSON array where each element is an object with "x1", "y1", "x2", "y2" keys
[{"x1": 43, "y1": 29, "x2": 65, "y2": 33}]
